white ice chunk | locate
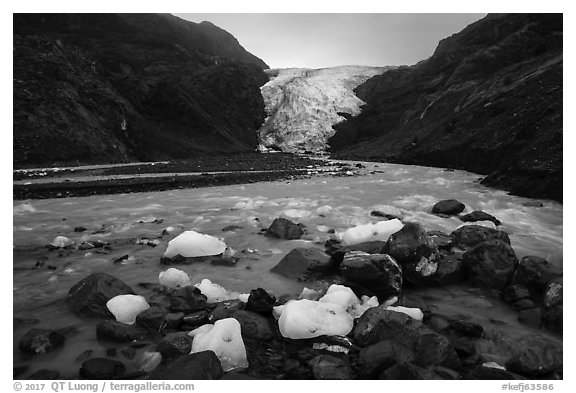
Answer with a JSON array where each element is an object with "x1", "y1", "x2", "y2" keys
[
  {"x1": 340, "y1": 219, "x2": 404, "y2": 246},
  {"x1": 319, "y1": 284, "x2": 359, "y2": 310},
  {"x1": 238, "y1": 293, "x2": 250, "y2": 303},
  {"x1": 316, "y1": 225, "x2": 331, "y2": 232},
  {"x1": 386, "y1": 305, "x2": 424, "y2": 321},
  {"x1": 106, "y1": 294, "x2": 150, "y2": 325},
  {"x1": 194, "y1": 279, "x2": 239, "y2": 303},
  {"x1": 298, "y1": 287, "x2": 320, "y2": 300},
  {"x1": 482, "y1": 362, "x2": 506, "y2": 370},
  {"x1": 316, "y1": 205, "x2": 333, "y2": 215},
  {"x1": 163, "y1": 230, "x2": 226, "y2": 258},
  {"x1": 275, "y1": 299, "x2": 354, "y2": 339},
  {"x1": 189, "y1": 318, "x2": 248, "y2": 372},
  {"x1": 159, "y1": 268, "x2": 191, "y2": 289},
  {"x1": 282, "y1": 209, "x2": 311, "y2": 219},
  {"x1": 51, "y1": 236, "x2": 74, "y2": 248},
  {"x1": 456, "y1": 221, "x2": 497, "y2": 230},
  {"x1": 139, "y1": 351, "x2": 162, "y2": 372}
]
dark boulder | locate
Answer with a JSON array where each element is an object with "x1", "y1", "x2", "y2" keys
[
  {"x1": 544, "y1": 277, "x2": 563, "y2": 309},
  {"x1": 79, "y1": 358, "x2": 125, "y2": 379},
  {"x1": 135, "y1": 306, "x2": 167, "y2": 333},
  {"x1": 433, "y1": 366, "x2": 461, "y2": 380},
  {"x1": 543, "y1": 277, "x2": 563, "y2": 333},
  {"x1": 385, "y1": 222, "x2": 439, "y2": 266},
  {"x1": 308, "y1": 355, "x2": 351, "y2": 380},
  {"x1": 518, "y1": 308, "x2": 542, "y2": 328},
  {"x1": 271, "y1": 247, "x2": 332, "y2": 281},
  {"x1": 156, "y1": 332, "x2": 194, "y2": 359},
  {"x1": 149, "y1": 351, "x2": 223, "y2": 380},
  {"x1": 245, "y1": 288, "x2": 276, "y2": 315},
  {"x1": 352, "y1": 306, "x2": 422, "y2": 347},
  {"x1": 67, "y1": 273, "x2": 134, "y2": 318},
  {"x1": 451, "y1": 225, "x2": 511, "y2": 249},
  {"x1": 168, "y1": 286, "x2": 208, "y2": 313},
  {"x1": 505, "y1": 346, "x2": 563, "y2": 378},
  {"x1": 449, "y1": 321, "x2": 484, "y2": 338},
  {"x1": 426, "y1": 252, "x2": 465, "y2": 286},
  {"x1": 431, "y1": 200, "x2": 465, "y2": 216},
  {"x1": 460, "y1": 211, "x2": 501, "y2": 226},
  {"x1": 379, "y1": 362, "x2": 435, "y2": 379},
  {"x1": 96, "y1": 321, "x2": 148, "y2": 342},
  {"x1": 502, "y1": 284, "x2": 530, "y2": 304},
  {"x1": 19, "y1": 328, "x2": 65, "y2": 354},
  {"x1": 512, "y1": 299, "x2": 535, "y2": 311},
  {"x1": 371, "y1": 211, "x2": 401, "y2": 220},
  {"x1": 328, "y1": 240, "x2": 387, "y2": 265},
  {"x1": 265, "y1": 218, "x2": 305, "y2": 240},
  {"x1": 28, "y1": 369, "x2": 61, "y2": 379},
  {"x1": 414, "y1": 332, "x2": 460, "y2": 369},
  {"x1": 427, "y1": 231, "x2": 452, "y2": 249},
  {"x1": 462, "y1": 240, "x2": 519, "y2": 290},
  {"x1": 208, "y1": 300, "x2": 243, "y2": 323},
  {"x1": 232, "y1": 310, "x2": 276, "y2": 341},
  {"x1": 356, "y1": 340, "x2": 415, "y2": 378},
  {"x1": 512, "y1": 256, "x2": 562, "y2": 294},
  {"x1": 340, "y1": 251, "x2": 402, "y2": 296}
]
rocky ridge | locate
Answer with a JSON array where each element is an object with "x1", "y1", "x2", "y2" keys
[
  {"x1": 329, "y1": 14, "x2": 562, "y2": 202},
  {"x1": 14, "y1": 14, "x2": 269, "y2": 167}
]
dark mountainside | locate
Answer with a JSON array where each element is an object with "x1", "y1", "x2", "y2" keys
[
  {"x1": 329, "y1": 14, "x2": 563, "y2": 202},
  {"x1": 13, "y1": 14, "x2": 269, "y2": 168}
]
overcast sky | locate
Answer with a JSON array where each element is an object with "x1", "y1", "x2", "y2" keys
[{"x1": 175, "y1": 13, "x2": 486, "y2": 69}]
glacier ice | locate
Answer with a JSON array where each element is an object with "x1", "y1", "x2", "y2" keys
[
  {"x1": 194, "y1": 279, "x2": 239, "y2": 303},
  {"x1": 387, "y1": 305, "x2": 424, "y2": 321},
  {"x1": 189, "y1": 318, "x2": 248, "y2": 372},
  {"x1": 51, "y1": 236, "x2": 74, "y2": 248},
  {"x1": 106, "y1": 294, "x2": 150, "y2": 325},
  {"x1": 318, "y1": 284, "x2": 359, "y2": 310},
  {"x1": 159, "y1": 268, "x2": 191, "y2": 289},
  {"x1": 274, "y1": 299, "x2": 354, "y2": 339},
  {"x1": 163, "y1": 230, "x2": 226, "y2": 258},
  {"x1": 340, "y1": 219, "x2": 404, "y2": 246}
]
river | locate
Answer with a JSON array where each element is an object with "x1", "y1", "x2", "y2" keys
[{"x1": 13, "y1": 161, "x2": 563, "y2": 378}]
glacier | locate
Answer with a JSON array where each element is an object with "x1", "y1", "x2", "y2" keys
[{"x1": 258, "y1": 66, "x2": 390, "y2": 153}]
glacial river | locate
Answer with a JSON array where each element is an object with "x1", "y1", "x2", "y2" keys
[{"x1": 13, "y1": 161, "x2": 563, "y2": 378}]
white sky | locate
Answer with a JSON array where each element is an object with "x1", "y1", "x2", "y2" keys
[{"x1": 175, "y1": 13, "x2": 486, "y2": 68}]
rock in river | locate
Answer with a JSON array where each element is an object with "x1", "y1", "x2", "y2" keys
[
  {"x1": 340, "y1": 251, "x2": 402, "y2": 296},
  {"x1": 512, "y1": 256, "x2": 562, "y2": 294},
  {"x1": 271, "y1": 247, "x2": 333, "y2": 280},
  {"x1": 79, "y1": 358, "x2": 125, "y2": 379},
  {"x1": 451, "y1": 225, "x2": 510, "y2": 249},
  {"x1": 150, "y1": 351, "x2": 223, "y2": 380},
  {"x1": 352, "y1": 305, "x2": 422, "y2": 347},
  {"x1": 431, "y1": 199, "x2": 465, "y2": 216},
  {"x1": 19, "y1": 328, "x2": 65, "y2": 354},
  {"x1": 265, "y1": 217, "x2": 305, "y2": 240},
  {"x1": 67, "y1": 273, "x2": 134, "y2": 318},
  {"x1": 462, "y1": 240, "x2": 519, "y2": 290}
]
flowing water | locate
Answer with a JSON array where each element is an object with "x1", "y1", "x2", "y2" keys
[{"x1": 13, "y1": 161, "x2": 563, "y2": 378}]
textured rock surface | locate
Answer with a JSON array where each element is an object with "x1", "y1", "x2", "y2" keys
[
  {"x1": 67, "y1": 273, "x2": 134, "y2": 318},
  {"x1": 258, "y1": 66, "x2": 388, "y2": 153},
  {"x1": 14, "y1": 14, "x2": 268, "y2": 167},
  {"x1": 330, "y1": 14, "x2": 562, "y2": 202}
]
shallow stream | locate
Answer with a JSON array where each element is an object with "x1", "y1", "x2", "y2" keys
[{"x1": 13, "y1": 161, "x2": 563, "y2": 378}]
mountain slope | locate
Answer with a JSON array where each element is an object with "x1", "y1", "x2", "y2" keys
[
  {"x1": 258, "y1": 66, "x2": 388, "y2": 153},
  {"x1": 329, "y1": 14, "x2": 562, "y2": 202},
  {"x1": 13, "y1": 14, "x2": 269, "y2": 167}
]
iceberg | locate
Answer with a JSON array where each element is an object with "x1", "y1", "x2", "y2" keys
[
  {"x1": 340, "y1": 219, "x2": 404, "y2": 246},
  {"x1": 163, "y1": 230, "x2": 226, "y2": 258},
  {"x1": 189, "y1": 318, "x2": 248, "y2": 372},
  {"x1": 159, "y1": 268, "x2": 191, "y2": 289},
  {"x1": 386, "y1": 305, "x2": 424, "y2": 321},
  {"x1": 106, "y1": 294, "x2": 150, "y2": 325},
  {"x1": 51, "y1": 236, "x2": 74, "y2": 248},
  {"x1": 194, "y1": 279, "x2": 239, "y2": 303},
  {"x1": 274, "y1": 299, "x2": 354, "y2": 339}
]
